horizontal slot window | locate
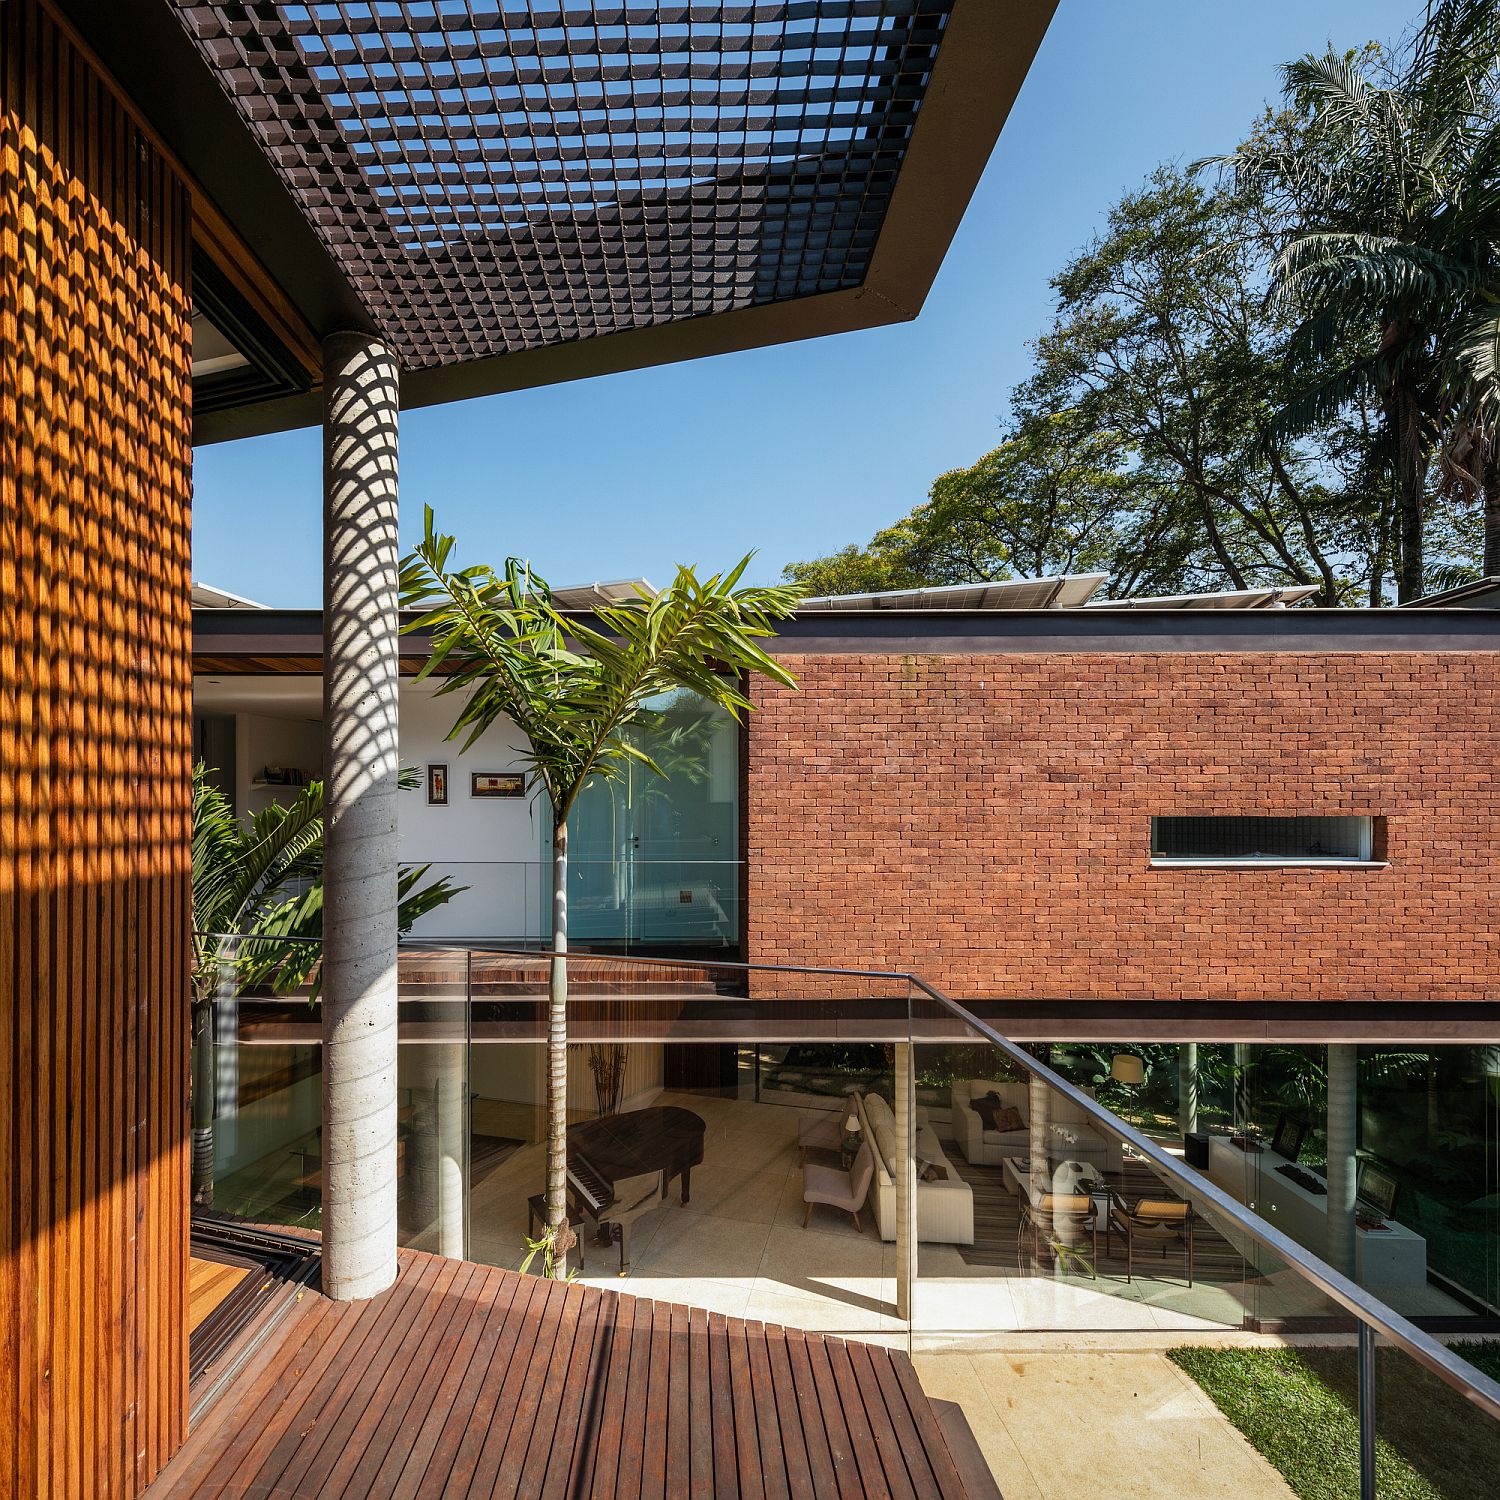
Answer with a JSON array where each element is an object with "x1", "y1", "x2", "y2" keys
[{"x1": 1150, "y1": 815, "x2": 1382, "y2": 866}]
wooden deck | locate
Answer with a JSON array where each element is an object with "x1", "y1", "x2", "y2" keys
[
  {"x1": 189, "y1": 1258, "x2": 252, "y2": 1333},
  {"x1": 151, "y1": 1249, "x2": 979, "y2": 1499}
]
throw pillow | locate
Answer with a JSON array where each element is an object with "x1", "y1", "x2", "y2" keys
[
  {"x1": 917, "y1": 1159, "x2": 947, "y2": 1182},
  {"x1": 971, "y1": 1096, "x2": 1001, "y2": 1130}
]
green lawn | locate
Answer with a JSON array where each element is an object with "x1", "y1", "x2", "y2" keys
[{"x1": 1169, "y1": 1343, "x2": 1500, "y2": 1500}]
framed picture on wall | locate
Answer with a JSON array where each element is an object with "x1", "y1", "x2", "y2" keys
[
  {"x1": 426, "y1": 764, "x2": 448, "y2": 805},
  {"x1": 471, "y1": 771, "x2": 526, "y2": 799}
]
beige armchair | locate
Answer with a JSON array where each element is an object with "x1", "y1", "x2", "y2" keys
[{"x1": 802, "y1": 1141, "x2": 876, "y2": 1232}]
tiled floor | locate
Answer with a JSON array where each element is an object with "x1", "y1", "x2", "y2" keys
[
  {"x1": 468, "y1": 1089, "x2": 906, "y2": 1342},
  {"x1": 915, "y1": 1349, "x2": 1297, "y2": 1500},
  {"x1": 465, "y1": 1087, "x2": 1417, "y2": 1343}
]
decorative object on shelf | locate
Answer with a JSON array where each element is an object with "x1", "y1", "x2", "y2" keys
[
  {"x1": 426, "y1": 763, "x2": 448, "y2": 805},
  {"x1": 471, "y1": 770, "x2": 526, "y2": 798},
  {"x1": 587, "y1": 1043, "x2": 627, "y2": 1118},
  {"x1": 1270, "y1": 1112, "x2": 1308, "y2": 1163},
  {"x1": 260, "y1": 765, "x2": 308, "y2": 786}
]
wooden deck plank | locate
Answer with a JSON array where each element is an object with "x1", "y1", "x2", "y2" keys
[
  {"x1": 437, "y1": 1272, "x2": 553, "y2": 1499},
  {"x1": 664, "y1": 1302, "x2": 692, "y2": 1498},
  {"x1": 744, "y1": 1321, "x2": 792, "y2": 1500},
  {"x1": 765, "y1": 1325, "x2": 818, "y2": 1500},
  {"x1": 323, "y1": 1259, "x2": 480, "y2": 1500},
  {"x1": 725, "y1": 1313, "x2": 766, "y2": 1499},
  {"x1": 707, "y1": 1309, "x2": 742, "y2": 1500},
  {"x1": 187, "y1": 1259, "x2": 251, "y2": 1332},
  {"x1": 523, "y1": 1285, "x2": 603, "y2": 1500},
  {"x1": 889, "y1": 1354, "x2": 973, "y2": 1500},
  {"x1": 268, "y1": 1254, "x2": 451, "y2": 1498},
  {"x1": 145, "y1": 1250, "x2": 983, "y2": 1500},
  {"x1": 389, "y1": 1267, "x2": 520, "y2": 1500},
  {"x1": 687, "y1": 1305, "x2": 716, "y2": 1497},
  {"x1": 819, "y1": 1333, "x2": 893, "y2": 1500},
  {"x1": 784, "y1": 1330, "x2": 841, "y2": 1500},
  {"x1": 614, "y1": 1288, "x2": 656, "y2": 1497},
  {"x1": 639, "y1": 1299, "x2": 672, "y2": 1500},
  {"x1": 846, "y1": 1339, "x2": 919, "y2": 1500},
  {"x1": 581, "y1": 1285, "x2": 635, "y2": 1499}
]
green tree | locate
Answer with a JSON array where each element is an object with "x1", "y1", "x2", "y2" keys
[
  {"x1": 784, "y1": 410, "x2": 1143, "y2": 595},
  {"x1": 399, "y1": 509, "x2": 799, "y2": 1274},
  {"x1": 1028, "y1": 167, "x2": 1379, "y2": 604},
  {"x1": 190, "y1": 764, "x2": 462, "y2": 1203},
  {"x1": 781, "y1": 515, "x2": 928, "y2": 596},
  {"x1": 1213, "y1": 0, "x2": 1500, "y2": 594}
]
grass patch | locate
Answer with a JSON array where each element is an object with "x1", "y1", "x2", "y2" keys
[{"x1": 1169, "y1": 1343, "x2": 1500, "y2": 1500}]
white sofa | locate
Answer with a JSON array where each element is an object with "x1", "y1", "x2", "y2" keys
[
  {"x1": 950, "y1": 1078, "x2": 1123, "y2": 1174},
  {"x1": 853, "y1": 1091, "x2": 974, "y2": 1246}
]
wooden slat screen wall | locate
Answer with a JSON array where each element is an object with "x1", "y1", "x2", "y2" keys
[{"x1": 1, "y1": 1, "x2": 193, "y2": 1495}]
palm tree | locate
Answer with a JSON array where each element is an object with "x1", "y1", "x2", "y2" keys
[
  {"x1": 1213, "y1": 0, "x2": 1500, "y2": 596},
  {"x1": 190, "y1": 765, "x2": 462, "y2": 1203},
  {"x1": 399, "y1": 508, "x2": 799, "y2": 1274}
]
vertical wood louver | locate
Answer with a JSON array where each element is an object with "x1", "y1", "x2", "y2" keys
[{"x1": 1, "y1": 1, "x2": 194, "y2": 1493}]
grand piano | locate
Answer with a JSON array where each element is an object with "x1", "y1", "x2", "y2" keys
[{"x1": 565, "y1": 1105, "x2": 706, "y2": 1274}]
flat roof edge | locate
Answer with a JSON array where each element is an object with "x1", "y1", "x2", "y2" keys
[{"x1": 193, "y1": 606, "x2": 1500, "y2": 662}]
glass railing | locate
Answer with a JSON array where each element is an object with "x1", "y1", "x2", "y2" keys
[
  {"x1": 190, "y1": 933, "x2": 1500, "y2": 1494},
  {"x1": 389, "y1": 857, "x2": 743, "y2": 952}
]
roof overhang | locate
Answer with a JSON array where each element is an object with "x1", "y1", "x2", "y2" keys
[
  {"x1": 61, "y1": 1, "x2": 1057, "y2": 443},
  {"x1": 192, "y1": 604, "x2": 1500, "y2": 673}
]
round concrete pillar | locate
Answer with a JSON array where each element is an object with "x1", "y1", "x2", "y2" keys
[
  {"x1": 321, "y1": 330, "x2": 402, "y2": 1301},
  {"x1": 1326, "y1": 1044, "x2": 1359, "y2": 1278}
]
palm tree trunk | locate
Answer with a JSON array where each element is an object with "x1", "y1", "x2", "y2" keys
[
  {"x1": 1484, "y1": 451, "x2": 1500, "y2": 578},
  {"x1": 1391, "y1": 383, "x2": 1428, "y2": 602},
  {"x1": 190, "y1": 994, "x2": 215, "y2": 1205},
  {"x1": 546, "y1": 819, "x2": 570, "y2": 1276}
]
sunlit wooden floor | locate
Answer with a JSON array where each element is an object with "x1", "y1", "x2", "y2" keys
[
  {"x1": 153, "y1": 1248, "x2": 986, "y2": 1499},
  {"x1": 188, "y1": 1256, "x2": 251, "y2": 1334}
]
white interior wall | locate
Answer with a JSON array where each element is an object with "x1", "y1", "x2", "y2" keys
[
  {"x1": 233, "y1": 711, "x2": 323, "y2": 820},
  {"x1": 397, "y1": 685, "x2": 547, "y2": 938}
]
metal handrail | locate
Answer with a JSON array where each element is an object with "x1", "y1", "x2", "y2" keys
[
  {"x1": 908, "y1": 980, "x2": 1500, "y2": 1425},
  {"x1": 192, "y1": 930, "x2": 1500, "y2": 1430}
]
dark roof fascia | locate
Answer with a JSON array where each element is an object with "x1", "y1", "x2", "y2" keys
[
  {"x1": 192, "y1": 606, "x2": 1500, "y2": 666},
  {"x1": 64, "y1": 0, "x2": 1054, "y2": 444}
]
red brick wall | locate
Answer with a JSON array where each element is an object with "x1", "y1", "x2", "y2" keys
[{"x1": 745, "y1": 653, "x2": 1500, "y2": 1003}]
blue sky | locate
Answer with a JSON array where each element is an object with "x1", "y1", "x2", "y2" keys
[{"x1": 194, "y1": 0, "x2": 1425, "y2": 606}]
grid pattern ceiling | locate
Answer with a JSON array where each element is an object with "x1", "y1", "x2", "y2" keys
[{"x1": 172, "y1": 2, "x2": 955, "y2": 370}]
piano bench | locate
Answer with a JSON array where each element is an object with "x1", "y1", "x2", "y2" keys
[{"x1": 526, "y1": 1194, "x2": 549, "y2": 1242}]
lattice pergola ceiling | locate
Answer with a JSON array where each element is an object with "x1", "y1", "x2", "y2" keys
[{"x1": 171, "y1": 2, "x2": 956, "y2": 370}]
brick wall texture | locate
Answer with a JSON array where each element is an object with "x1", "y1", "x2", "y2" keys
[{"x1": 745, "y1": 652, "x2": 1500, "y2": 1003}]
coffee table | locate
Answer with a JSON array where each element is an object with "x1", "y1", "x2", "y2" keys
[{"x1": 1003, "y1": 1156, "x2": 1108, "y2": 1212}]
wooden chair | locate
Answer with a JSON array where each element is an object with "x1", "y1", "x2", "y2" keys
[
  {"x1": 1107, "y1": 1191, "x2": 1195, "y2": 1285},
  {"x1": 1018, "y1": 1192, "x2": 1098, "y2": 1278}
]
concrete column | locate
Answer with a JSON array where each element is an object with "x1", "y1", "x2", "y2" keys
[
  {"x1": 1326, "y1": 1044, "x2": 1359, "y2": 1278},
  {"x1": 1028, "y1": 1047, "x2": 1052, "y2": 1186},
  {"x1": 893, "y1": 1043, "x2": 918, "y2": 1324},
  {"x1": 1178, "y1": 1043, "x2": 1199, "y2": 1139},
  {"x1": 402, "y1": 1043, "x2": 467, "y2": 1259},
  {"x1": 321, "y1": 331, "x2": 402, "y2": 1302}
]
